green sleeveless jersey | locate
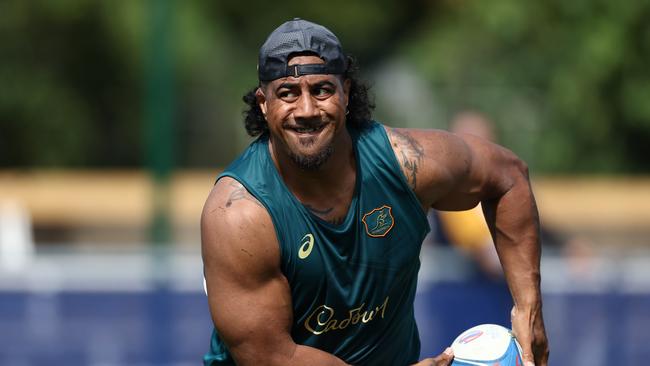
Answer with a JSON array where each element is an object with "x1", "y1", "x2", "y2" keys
[{"x1": 204, "y1": 122, "x2": 430, "y2": 366}]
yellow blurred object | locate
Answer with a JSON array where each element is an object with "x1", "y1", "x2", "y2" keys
[
  {"x1": 0, "y1": 171, "x2": 648, "y2": 246},
  {"x1": 437, "y1": 204, "x2": 492, "y2": 253},
  {"x1": 0, "y1": 170, "x2": 216, "y2": 228}
]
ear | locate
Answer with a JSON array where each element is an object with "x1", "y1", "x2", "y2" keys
[
  {"x1": 255, "y1": 87, "x2": 268, "y2": 117},
  {"x1": 343, "y1": 78, "x2": 351, "y2": 107}
]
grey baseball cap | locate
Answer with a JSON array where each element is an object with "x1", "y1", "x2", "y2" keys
[{"x1": 258, "y1": 18, "x2": 348, "y2": 82}]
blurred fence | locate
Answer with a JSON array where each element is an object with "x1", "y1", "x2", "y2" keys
[
  {"x1": 0, "y1": 245, "x2": 207, "y2": 366},
  {"x1": 1, "y1": 245, "x2": 649, "y2": 365},
  {"x1": 416, "y1": 245, "x2": 650, "y2": 365}
]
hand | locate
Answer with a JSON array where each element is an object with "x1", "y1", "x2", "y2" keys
[
  {"x1": 511, "y1": 305, "x2": 549, "y2": 366},
  {"x1": 410, "y1": 347, "x2": 454, "y2": 366}
]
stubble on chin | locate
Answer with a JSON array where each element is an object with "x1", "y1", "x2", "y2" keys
[
  {"x1": 297, "y1": 136, "x2": 316, "y2": 148},
  {"x1": 288, "y1": 143, "x2": 334, "y2": 171}
]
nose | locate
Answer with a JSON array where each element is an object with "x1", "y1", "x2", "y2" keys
[{"x1": 293, "y1": 93, "x2": 320, "y2": 120}]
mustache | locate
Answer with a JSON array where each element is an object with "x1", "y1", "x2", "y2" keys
[{"x1": 283, "y1": 118, "x2": 328, "y2": 128}]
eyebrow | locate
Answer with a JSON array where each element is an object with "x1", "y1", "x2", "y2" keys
[
  {"x1": 275, "y1": 80, "x2": 337, "y2": 91},
  {"x1": 312, "y1": 80, "x2": 336, "y2": 89},
  {"x1": 276, "y1": 82, "x2": 298, "y2": 91}
]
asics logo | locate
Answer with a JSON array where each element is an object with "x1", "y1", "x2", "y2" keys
[{"x1": 298, "y1": 233, "x2": 315, "y2": 259}]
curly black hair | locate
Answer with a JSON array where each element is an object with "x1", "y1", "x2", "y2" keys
[{"x1": 242, "y1": 55, "x2": 375, "y2": 137}]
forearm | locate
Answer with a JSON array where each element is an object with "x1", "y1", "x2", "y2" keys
[
  {"x1": 231, "y1": 342, "x2": 350, "y2": 366},
  {"x1": 288, "y1": 344, "x2": 351, "y2": 366},
  {"x1": 211, "y1": 295, "x2": 351, "y2": 366},
  {"x1": 481, "y1": 160, "x2": 549, "y2": 364},
  {"x1": 482, "y1": 171, "x2": 542, "y2": 308}
]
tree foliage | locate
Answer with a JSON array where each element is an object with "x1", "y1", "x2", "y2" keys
[
  {"x1": 0, "y1": 0, "x2": 648, "y2": 172},
  {"x1": 403, "y1": 0, "x2": 650, "y2": 173}
]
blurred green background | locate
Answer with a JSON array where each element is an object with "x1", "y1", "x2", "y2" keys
[
  {"x1": 0, "y1": 2, "x2": 649, "y2": 365},
  {"x1": 2, "y1": 0, "x2": 649, "y2": 173}
]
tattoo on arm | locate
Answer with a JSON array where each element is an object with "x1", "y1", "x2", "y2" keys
[
  {"x1": 226, "y1": 181, "x2": 264, "y2": 208},
  {"x1": 388, "y1": 128, "x2": 424, "y2": 190}
]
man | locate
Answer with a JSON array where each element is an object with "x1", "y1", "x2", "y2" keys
[{"x1": 202, "y1": 18, "x2": 548, "y2": 366}]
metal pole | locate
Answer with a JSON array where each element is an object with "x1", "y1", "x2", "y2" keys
[{"x1": 145, "y1": 0, "x2": 174, "y2": 247}]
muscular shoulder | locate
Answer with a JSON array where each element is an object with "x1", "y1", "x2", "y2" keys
[
  {"x1": 384, "y1": 125, "x2": 527, "y2": 211},
  {"x1": 384, "y1": 126, "x2": 471, "y2": 202},
  {"x1": 201, "y1": 177, "x2": 279, "y2": 281}
]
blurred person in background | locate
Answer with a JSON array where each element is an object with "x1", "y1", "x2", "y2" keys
[
  {"x1": 426, "y1": 110, "x2": 595, "y2": 280},
  {"x1": 423, "y1": 111, "x2": 504, "y2": 280},
  {"x1": 201, "y1": 19, "x2": 548, "y2": 366},
  {"x1": 425, "y1": 111, "x2": 595, "y2": 281}
]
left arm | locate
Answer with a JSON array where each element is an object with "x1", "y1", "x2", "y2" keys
[{"x1": 386, "y1": 126, "x2": 549, "y2": 366}]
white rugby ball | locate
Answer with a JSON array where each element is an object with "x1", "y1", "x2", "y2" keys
[{"x1": 450, "y1": 324, "x2": 523, "y2": 366}]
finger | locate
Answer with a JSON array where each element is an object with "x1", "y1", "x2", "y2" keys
[
  {"x1": 510, "y1": 308, "x2": 535, "y2": 365},
  {"x1": 533, "y1": 335, "x2": 549, "y2": 365},
  {"x1": 538, "y1": 347, "x2": 549, "y2": 366},
  {"x1": 512, "y1": 327, "x2": 533, "y2": 359},
  {"x1": 540, "y1": 345, "x2": 550, "y2": 365},
  {"x1": 533, "y1": 314, "x2": 550, "y2": 366},
  {"x1": 532, "y1": 335, "x2": 548, "y2": 365},
  {"x1": 433, "y1": 347, "x2": 454, "y2": 366},
  {"x1": 517, "y1": 335, "x2": 535, "y2": 365},
  {"x1": 521, "y1": 349, "x2": 535, "y2": 366}
]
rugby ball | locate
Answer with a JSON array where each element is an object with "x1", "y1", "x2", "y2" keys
[{"x1": 450, "y1": 324, "x2": 523, "y2": 366}]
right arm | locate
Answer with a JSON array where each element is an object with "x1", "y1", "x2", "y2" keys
[{"x1": 201, "y1": 177, "x2": 350, "y2": 366}]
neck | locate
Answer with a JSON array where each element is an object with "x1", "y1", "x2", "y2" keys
[{"x1": 269, "y1": 130, "x2": 355, "y2": 199}]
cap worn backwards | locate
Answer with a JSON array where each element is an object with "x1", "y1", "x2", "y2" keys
[{"x1": 258, "y1": 18, "x2": 348, "y2": 82}]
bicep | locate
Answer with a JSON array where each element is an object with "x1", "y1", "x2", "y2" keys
[
  {"x1": 201, "y1": 180, "x2": 295, "y2": 364},
  {"x1": 206, "y1": 261, "x2": 294, "y2": 363}
]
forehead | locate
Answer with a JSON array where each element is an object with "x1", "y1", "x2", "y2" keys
[{"x1": 270, "y1": 73, "x2": 341, "y2": 88}]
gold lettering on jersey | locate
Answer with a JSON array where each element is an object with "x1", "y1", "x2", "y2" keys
[
  {"x1": 304, "y1": 296, "x2": 390, "y2": 335},
  {"x1": 298, "y1": 233, "x2": 315, "y2": 259}
]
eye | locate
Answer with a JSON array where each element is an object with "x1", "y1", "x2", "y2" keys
[
  {"x1": 278, "y1": 89, "x2": 298, "y2": 101},
  {"x1": 313, "y1": 86, "x2": 334, "y2": 99}
]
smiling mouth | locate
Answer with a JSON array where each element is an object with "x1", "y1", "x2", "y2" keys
[{"x1": 287, "y1": 124, "x2": 326, "y2": 134}]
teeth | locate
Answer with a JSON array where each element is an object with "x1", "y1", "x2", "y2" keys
[{"x1": 294, "y1": 126, "x2": 319, "y2": 133}]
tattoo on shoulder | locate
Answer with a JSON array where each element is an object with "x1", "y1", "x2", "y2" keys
[
  {"x1": 387, "y1": 128, "x2": 424, "y2": 190},
  {"x1": 226, "y1": 181, "x2": 264, "y2": 208}
]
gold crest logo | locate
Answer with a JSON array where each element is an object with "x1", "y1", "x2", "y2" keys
[{"x1": 362, "y1": 205, "x2": 395, "y2": 237}]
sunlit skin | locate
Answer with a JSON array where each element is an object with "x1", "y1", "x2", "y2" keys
[{"x1": 256, "y1": 55, "x2": 351, "y2": 173}]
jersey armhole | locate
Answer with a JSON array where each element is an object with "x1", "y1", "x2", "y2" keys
[{"x1": 376, "y1": 124, "x2": 430, "y2": 230}]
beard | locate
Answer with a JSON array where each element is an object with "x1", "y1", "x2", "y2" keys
[{"x1": 287, "y1": 137, "x2": 334, "y2": 170}]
